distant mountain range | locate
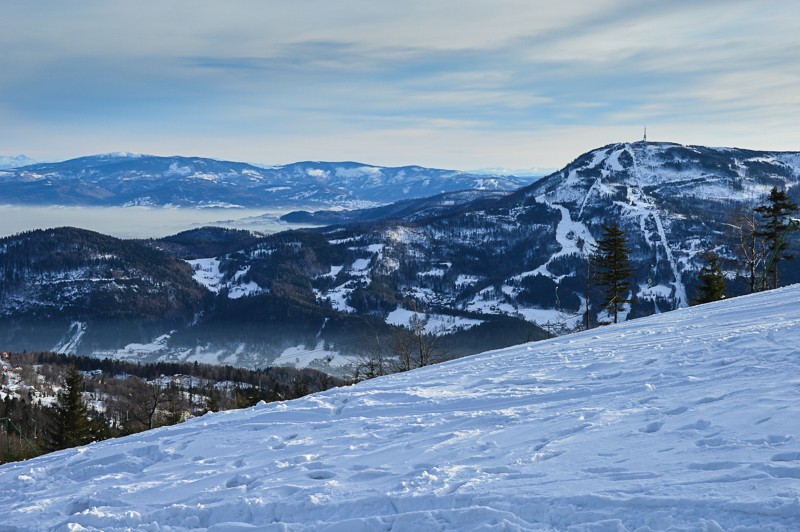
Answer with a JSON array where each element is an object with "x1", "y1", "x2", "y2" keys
[
  {"x1": 0, "y1": 153, "x2": 536, "y2": 208},
  {"x1": 0, "y1": 154, "x2": 36, "y2": 170},
  {"x1": 468, "y1": 166, "x2": 558, "y2": 177},
  {"x1": 2, "y1": 141, "x2": 800, "y2": 375}
]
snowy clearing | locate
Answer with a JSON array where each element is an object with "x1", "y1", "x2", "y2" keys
[
  {"x1": 386, "y1": 308, "x2": 483, "y2": 335},
  {"x1": 272, "y1": 343, "x2": 355, "y2": 371},
  {"x1": 187, "y1": 258, "x2": 223, "y2": 293},
  {"x1": 1, "y1": 285, "x2": 800, "y2": 530},
  {"x1": 187, "y1": 258, "x2": 264, "y2": 299}
]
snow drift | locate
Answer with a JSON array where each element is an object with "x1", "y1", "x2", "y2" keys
[{"x1": 1, "y1": 285, "x2": 799, "y2": 530}]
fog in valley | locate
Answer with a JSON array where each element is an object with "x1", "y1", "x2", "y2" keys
[{"x1": 3, "y1": 205, "x2": 318, "y2": 239}]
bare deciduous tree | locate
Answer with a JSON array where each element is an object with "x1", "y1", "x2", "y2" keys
[
  {"x1": 729, "y1": 204, "x2": 766, "y2": 293},
  {"x1": 390, "y1": 311, "x2": 447, "y2": 372},
  {"x1": 353, "y1": 333, "x2": 390, "y2": 383}
]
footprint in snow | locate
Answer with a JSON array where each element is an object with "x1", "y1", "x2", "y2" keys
[
  {"x1": 678, "y1": 419, "x2": 711, "y2": 431},
  {"x1": 532, "y1": 449, "x2": 564, "y2": 461},
  {"x1": 482, "y1": 466, "x2": 515, "y2": 475},
  {"x1": 695, "y1": 395, "x2": 726, "y2": 405},
  {"x1": 747, "y1": 434, "x2": 792, "y2": 445},
  {"x1": 302, "y1": 461, "x2": 334, "y2": 470},
  {"x1": 687, "y1": 461, "x2": 741, "y2": 471},
  {"x1": 695, "y1": 436, "x2": 725, "y2": 447},
  {"x1": 771, "y1": 452, "x2": 800, "y2": 462},
  {"x1": 348, "y1": 469, "x2": 392, "y2": 481},
  {"x1": 307, "y1": 470, "x2": 336, "y2": 480},
  {"x1": 225, "y1": 473, "x2": 257, "y2": 489},
  {"x1": 640, "y1": 421, "x2": 664, "y2": 433}
]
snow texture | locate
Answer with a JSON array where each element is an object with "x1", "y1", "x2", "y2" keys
[{"x1": 1, "y1": 285, "x2": 800, "y2": 530}]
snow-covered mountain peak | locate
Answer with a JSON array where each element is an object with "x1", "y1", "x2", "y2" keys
[
  {"x1": 0, "y1": 154, "x2": 36, "y2": 170},
  {"x1": 531, "y1": 141, "x2": 800, "y2": 206},
  {"x1": 1, "y1": 285, "x2": 798, "y2": 529}
]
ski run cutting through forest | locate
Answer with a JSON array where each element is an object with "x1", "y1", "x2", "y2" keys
[
  {"x1": 627, "y1": 145, "x2": 688, "y2": 308},
  {"x1": 0, "y1": 283, "x2": 798, "y2": 530}
]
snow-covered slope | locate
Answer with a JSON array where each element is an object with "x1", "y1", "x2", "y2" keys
[{"x1": 1, "y1": 286, "x2": 799, "y2": 530}]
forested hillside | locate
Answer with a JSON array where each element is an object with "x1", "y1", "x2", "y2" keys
[{"x1": 0, "y1": 351, "x2": 340, "y2": 464}]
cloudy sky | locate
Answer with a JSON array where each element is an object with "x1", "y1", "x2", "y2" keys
[{"x1": 1, "y1": 1, "x2": 799, "y2": 170}]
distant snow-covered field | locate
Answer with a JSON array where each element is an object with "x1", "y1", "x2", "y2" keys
[{"x1": 0, "y1": 285, "x2": 799, "y2": 530}]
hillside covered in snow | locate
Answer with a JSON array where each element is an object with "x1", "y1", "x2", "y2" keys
[{"x1": 0, "y1": 285, "x2": 798, "y2": 530}]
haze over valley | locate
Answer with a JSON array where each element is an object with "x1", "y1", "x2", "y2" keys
[{"x1": 0, "y1": 205, "x2": 305, "y2": 239}]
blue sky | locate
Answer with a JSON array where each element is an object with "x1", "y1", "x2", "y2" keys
[{"x1": 1, "y1": 1, "x2": 799, "y2": 170}]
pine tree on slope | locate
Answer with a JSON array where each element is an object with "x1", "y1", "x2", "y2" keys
[
  {"x1": 49, "y1": 365, "x2": 98, "y2": 450},
  {"x1": 755, "y1": 187, "x2": 798, "y2": 290},
  {"x1": 593, "y1": 224, "x2": 636, "y2": 324},
  {"x1": 694, "y1": 251, "x2": 726, "y2": 304}
]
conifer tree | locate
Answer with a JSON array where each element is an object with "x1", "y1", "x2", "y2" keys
[
  {"x1": 162, "y1": 382, "x2": 185, "y2": 426},
  {"x1": 593, "y1": 224, "x2": 636, "y2": 324},
  {"x1": 205, "y1": 385, "x2": 221, "y2": 413},
  {"x1": 755, "y1": 187, "x2": 798, "y2": 289},
  {"x1": 290, "y1": 376, "x2": 310, "y2": 399},
  {"x1": 235, "y1": 385, "x2": 262, "y2": 409},
  {"x1": 50, "y1": 365, "x2": 96, "y2": 450},
  {"x1": 694, "y1": 251, "x2": 726, "y2": 304}
]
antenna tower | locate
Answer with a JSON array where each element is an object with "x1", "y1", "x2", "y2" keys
[{"x1": 643, "y1": 126, "x2": 647, "y2": 142}]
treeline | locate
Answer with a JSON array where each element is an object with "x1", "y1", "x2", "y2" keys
[
  {"x1": 0, "y1": 351, "x2": 343, "y2": 465},
  {"x1": 23, "y1": 351, "x2": 338, "y2": 391}
]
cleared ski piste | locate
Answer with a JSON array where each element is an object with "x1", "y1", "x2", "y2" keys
[{"x1": 1, "y1": 286, "x2": 799, "y2": 530}]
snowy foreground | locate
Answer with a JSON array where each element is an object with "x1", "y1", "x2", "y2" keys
[{"x1": 2, "y1": 288, "x2": 800, "y2": 530}]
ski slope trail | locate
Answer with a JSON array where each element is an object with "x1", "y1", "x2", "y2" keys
[
  {"x1": 627, "y1": 145, "x2": 688, "y2": 308},
  {"x1": 2, "y1": 286, "x2": 800, "y2": 530}
]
